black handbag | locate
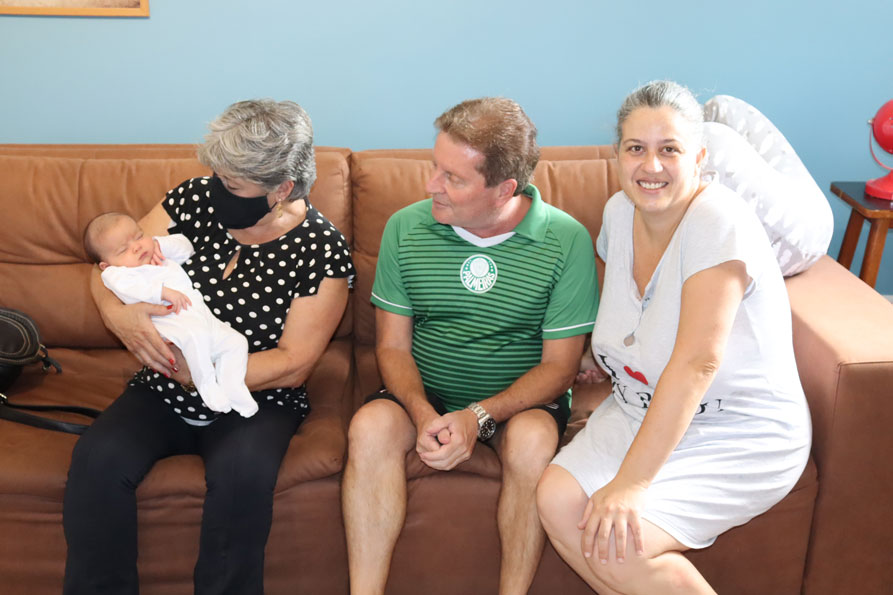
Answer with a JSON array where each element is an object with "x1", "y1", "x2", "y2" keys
[{"x1": 0, "y1": 307, "x2": 100, "y2": 434}]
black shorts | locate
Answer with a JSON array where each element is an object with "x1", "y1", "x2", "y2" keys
[{"x1": 364, "y1": 388, "x2": 570, "y2": 438}]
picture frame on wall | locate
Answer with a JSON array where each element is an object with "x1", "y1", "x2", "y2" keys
[{"x1": 0, "y1": 0, "x2": 148, "y2": 17}]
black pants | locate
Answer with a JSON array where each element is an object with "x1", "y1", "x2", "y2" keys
[{"x1": 62, "y1": 384, "x2": 301, "y2": 595}]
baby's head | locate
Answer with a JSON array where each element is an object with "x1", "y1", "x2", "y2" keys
[{"x1": 84, "y1": 212, "x2": 155, "y2": 270}]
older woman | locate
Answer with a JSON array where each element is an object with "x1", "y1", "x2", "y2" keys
[
  {"x1": 63, "y1": 99, "x2": 354, "y2": 594},
  {"x1": 537, "y1": 81, "x2": 811, "y2": 594}
]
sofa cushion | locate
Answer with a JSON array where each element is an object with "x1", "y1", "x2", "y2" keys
[
  {"x1": 350, "y1": 155, "x2": 434, "y2": 349},
  {"x1": 529, "y1": 158, "x2": 619, "y2": 249}
]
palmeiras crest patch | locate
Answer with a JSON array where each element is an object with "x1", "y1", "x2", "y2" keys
[{"x1": 460, "y1": 254, "x2": 498, "y2": 294}]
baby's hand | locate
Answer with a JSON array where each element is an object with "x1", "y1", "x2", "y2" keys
[
  {"x1": 161, "y1": 287, "x2": 192, "y2": 314},
  {"x1": 150, "y1": 239, "x2": 165, "y2": 266}
]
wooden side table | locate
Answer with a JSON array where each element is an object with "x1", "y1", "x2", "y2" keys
[{"x1": 832, "y1": 181, "x2": 893, "y2": 288}]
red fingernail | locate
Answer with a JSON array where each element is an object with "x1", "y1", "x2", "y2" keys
[
  {"x1": 164, "y1": 372, "x2": 170, "y2": 378},
  {"x1": 169, "y1": 359, "x2": 176, "y2": 365},
  {"x1": 166, "y1": 305, "x2": 173, "y2": 310}
]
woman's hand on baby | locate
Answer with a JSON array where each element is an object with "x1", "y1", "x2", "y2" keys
[
  {"x1": 166, "y1": 343, "x2": 193, "y2": 387},
  {"x1": 150, "y1": 239, "x2": 165, "y2": 265},
  {"x1": 578, "y1": 478, "x2": 646, "y2": 565},
  {"x1": 106, "y1": 301, "x2": 176, "y2": 377},
  {"x1": 161, "y1": 287, "x2": 192, "y2": 314}
]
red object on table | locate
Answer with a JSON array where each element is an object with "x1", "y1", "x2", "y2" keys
[{"x1": 866, "y1": 100, "x2": 893, "y2": 200}]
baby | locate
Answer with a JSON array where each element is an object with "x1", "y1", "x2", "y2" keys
[{"x1": 83, "y1": 212, "x2": 258, "y2": 418}]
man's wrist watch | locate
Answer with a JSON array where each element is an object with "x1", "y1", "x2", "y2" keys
[{"x1": 466, "y1": 402, "x2": 496, "y2": 441}]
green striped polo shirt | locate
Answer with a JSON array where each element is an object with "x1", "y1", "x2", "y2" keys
[{"x1": 371, "y1": 184, "x2": 598, "y2": 412}]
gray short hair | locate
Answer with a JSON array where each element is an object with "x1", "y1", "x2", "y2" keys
[
  {"x1": 197, "y1": 99, "x2": 316, "y2": 201},
  {"x1": 434, "y1": 97, "x2": 539, "y2": 192},
  {"x1": 615, "y1": 80, "x2": 704, "y2": 147}
]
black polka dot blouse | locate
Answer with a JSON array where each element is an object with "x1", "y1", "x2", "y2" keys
[{"x1": 127, "y1": 176, "x2": 355, "y2": 424}]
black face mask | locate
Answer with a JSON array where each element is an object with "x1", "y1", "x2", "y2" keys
[{"x1": 208, "y1": 174, "x2": 271, "y2": 229}]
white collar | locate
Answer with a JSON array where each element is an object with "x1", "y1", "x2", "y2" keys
[{"x1": 451, "y1": 226, "x2": 515, "y2": 247}]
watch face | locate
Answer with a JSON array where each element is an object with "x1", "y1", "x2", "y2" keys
[{"x1": 479, "y1": 417, "x2": 497, "y2": 440}]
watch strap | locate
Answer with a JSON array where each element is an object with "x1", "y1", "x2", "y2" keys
[{"x1": 466, "y1": 401, "x2": 495, "y2": 440}]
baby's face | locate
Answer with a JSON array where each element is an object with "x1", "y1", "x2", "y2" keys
[{"x1": 99, "y1": 217, "x2": 155, "y2": 268}]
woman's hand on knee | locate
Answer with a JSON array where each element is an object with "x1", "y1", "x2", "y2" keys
[{"x1": 578, "y1": 479, "x2": 646, "y2": 564}]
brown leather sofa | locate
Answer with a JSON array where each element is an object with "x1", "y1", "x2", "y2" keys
[{"x1": 0, "y1": 144, "x2": 890, "y2": 595}]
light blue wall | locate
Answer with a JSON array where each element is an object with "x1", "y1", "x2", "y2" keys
[{"x1": 2, "y1": 0, "x2": 892, "y2": 292}]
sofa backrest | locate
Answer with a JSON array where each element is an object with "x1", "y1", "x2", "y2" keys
[
  {"x1": 349, "y1": 145, "x2": 619, "y2": 398},
  {"x1": 0, "y1": 142, "x2": 617, "y2": 356},
  {"x1": 0, "y1": 145, "x2": 353, "y2": 348}
]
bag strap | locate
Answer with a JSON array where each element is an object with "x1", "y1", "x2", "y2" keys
[
  {"x1": 37, "y1": 345, "x2": 62, "y2": 374},
  {"x1": 0, "y1": 393, "x2": 101, "y2": 435}
]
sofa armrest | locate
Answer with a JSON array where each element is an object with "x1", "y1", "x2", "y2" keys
[{"x1": 785, "y1": 255, "x2": 893, "y2": 595}]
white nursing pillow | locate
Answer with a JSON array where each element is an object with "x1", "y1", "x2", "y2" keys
[{"x1": 702, "y1": 95, "x2": 833, "y2": 276}]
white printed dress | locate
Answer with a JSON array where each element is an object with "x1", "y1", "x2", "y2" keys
[{"x1": 552, "y1": 183, "x2": 811, "y2": 548}]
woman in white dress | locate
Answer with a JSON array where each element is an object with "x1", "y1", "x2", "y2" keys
[{"x1": 536, "y1": 80, "x2": 811, "y2": 594}]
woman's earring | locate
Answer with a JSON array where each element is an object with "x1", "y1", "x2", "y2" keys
[{"x1": 275, "y1": 199, "x2": 285, "y2": 218}]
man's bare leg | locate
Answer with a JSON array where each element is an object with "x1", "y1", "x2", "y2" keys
[
  {"x1": 492, "y1": 409, "x2": 560, "y2": 595},
  {"x1": 342, "y1": 400, "x2": 416, "y2": 595}
]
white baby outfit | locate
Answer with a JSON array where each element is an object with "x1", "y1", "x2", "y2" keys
[
  {"x1": 552, "y1": 183, "x2": 811, "y2": 548},
  {"x1": 101, "y1": 234, "x2": 258, "y2": 418}
]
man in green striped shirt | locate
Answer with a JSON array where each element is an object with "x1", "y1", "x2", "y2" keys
[{"x1": 343, "y1": 98, "x2": 598, "y2": 595}]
